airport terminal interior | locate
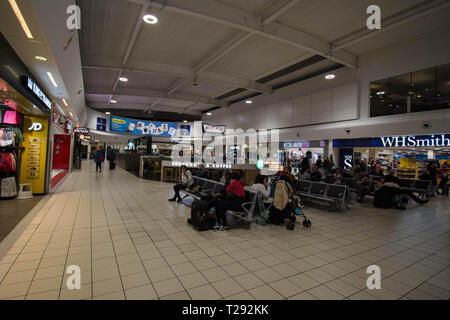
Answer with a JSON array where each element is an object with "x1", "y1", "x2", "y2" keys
[{"x1": 0, "y1": 0, "x2": 449, "y2": 301}]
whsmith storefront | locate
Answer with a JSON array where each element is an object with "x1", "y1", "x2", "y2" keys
[{"x1": 333, "y1": 134, "x2": 450, "y2": 179}]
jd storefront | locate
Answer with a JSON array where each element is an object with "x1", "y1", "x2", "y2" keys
[{"x1": 333, "y1": 134, "x2": 450, "y2": 180}]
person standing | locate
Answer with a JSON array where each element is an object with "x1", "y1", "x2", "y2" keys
[
  {"x1": 94, "y1": 148, "x2": 105, "y2": 172},
  {"x1": 300, "y1": 151, "x2": 313, "y2": 173},
  {"x1": 107, "y1": 147, "x2": 116, "y2": 170}
]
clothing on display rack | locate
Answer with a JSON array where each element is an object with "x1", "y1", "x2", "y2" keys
[
  {"x1": 0, "y1": 153, "x2": 17, "y2": 173},
  {"x1": 0, "y1": 127, "x2": 24, "y2": 146},
  {"x1": 0, "y1": 176, "x2": 17, "y2": 197}
]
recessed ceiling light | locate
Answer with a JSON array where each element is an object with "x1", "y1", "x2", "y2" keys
[
  {"x1": 245, "y1": 100, "x2": 252, "y2": 104},
  {"x1": 47, "y1": 72, "x2": 58, "y2": 87},
  {"x1": 325, "y1": 74, "x2": 335, "y2": 80},
  {"x1": 8, "y1": 0, "x2": 33, "y2": 39},
  {"x1": 376, "y1": 91, "x2": 385, "y2": 95},
  {"x1": 143, "y1": 14, "x2": 158, "y2": 24},
  {"x1": 106, "y1": 112, "x2": 111, "y2": 115},
  {"x1": 119, "y1": 77, "x2": 128, "y2": 82},
  {"x1": 35, "y1": 56, "x2": 47, "y2": 61},
  {"x1": 62, "y1": 99, "x2": 68, "y2": 106},
  {"x1": 206, "y1": 112, "x2": 212, "y2": 116},
  {"x1": 110, "y1": 100, "x2": 117, "y2": 104}
]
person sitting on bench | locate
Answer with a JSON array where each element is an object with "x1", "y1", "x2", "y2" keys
[
  {"x1": 213, "y1": 173, "x2": 246, "y2": 232},
  {"x1": 168, "y1": 166, "x2": 194, "y2": 203}
]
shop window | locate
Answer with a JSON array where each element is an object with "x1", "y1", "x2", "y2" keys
[{"x1": 370, "y1": 63, "x2": 450, "y2": 117}]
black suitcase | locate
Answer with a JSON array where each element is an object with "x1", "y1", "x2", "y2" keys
[{"x1": 188, "y1": 200, "x2": 209, "y2": 231}]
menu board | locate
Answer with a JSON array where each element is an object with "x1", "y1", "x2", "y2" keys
[{"x1": 110, "y1": 116, "x2": 177, "y2": 137}]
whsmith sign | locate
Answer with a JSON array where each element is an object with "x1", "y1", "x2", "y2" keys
[
  {"x1": 333, "y1": 134, "x2": 450, "y2": 148},
  {"x1": 381, "y1": 135, "x2": 450, "y2": 147}
]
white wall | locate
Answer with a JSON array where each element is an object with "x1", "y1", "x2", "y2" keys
[{"x1": 204, "y1": 24, "x2": 450, "y2": 141}]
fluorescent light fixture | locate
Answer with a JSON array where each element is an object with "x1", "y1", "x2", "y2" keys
[
  {"x1": 325, "y1": 74, "x2": 335, "y2": 80},
  {"x1": 119, "y1": 77, "x2": 128, "y2": 82},
  {"x1": 245, "y1": 100, "x2": 252, "y2": 104},
  {"x1": 62, "y1": 99, "x2": 68, "y2": 106},
  {"x1": 35, "y1": 56, "x2": 47, "y2": 61},
  {"x1": 8, "y1": 0, "x2": 33, "y2": 39},
  {"x1": 5, "y1": 65, "x2": 19, "y2": 79},
  {"x1": 69, "y1": 112, "x2": 73, "y2": 117},
  {"x1": 143, "y1": 14, "x2": 158, "y2": 24},
  {"x1": 206, "y1": 112, "x2": 212, "y2": 116},
  {"x1": 106, "y1": 112, "x2": 111, "y2": 115},
  {"x1": 110, "y1": 100, "x2": 117, "y2": 104},
  {"x1": 376, "y1": 91, "x2": 385, "y2": 95},
  {"x1": 47, "y1": 72, "x2": 58, "y2": 87},
  {"x1": 183, "y1": 120, "x2": 187, "y2": 123}
]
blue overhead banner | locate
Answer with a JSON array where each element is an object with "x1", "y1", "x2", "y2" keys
[{"x1": 109, "y1": 116, "x2": 177, "y2": 137}]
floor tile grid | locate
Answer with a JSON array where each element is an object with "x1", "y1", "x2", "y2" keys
[
  {"x1": 0, "y1": 178, "x2": 79, "y2": 298},
  {"x1": 1, "y1": 162, "x2": 448, "y2": 300},
  {"x1": 112, "y1": 167, "x2": 449, "y2": 300},
  {"x1": 111, "y1": 168, "x2": 446, "y2": 300},
  {"x1": 107, "y1": 175, "x2": 221, "y2": 300}
]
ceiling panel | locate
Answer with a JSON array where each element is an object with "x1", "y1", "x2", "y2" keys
[
  {"x1": 117, "y1": 72, "x2": 179, "y2": 91},
  {"x1": 204, "y1": 34, "x2": 307, "y2": 79},
  {"x1": 82, "y1": 68, "x2": 117, "y2": 88},
  {"x1": 215, "y1": 0, "x2": 275, "y2": 15},
  {"x1": 345, "y1": 7, "x2": 450, "y2": 55},
  {"x1": 129, "y1": 8, "x2": 237, "y2": 68},
  {"x1": 177, "y1": 80, "x2": 232, "y2": 97},
  {"x1": 278, "y1": 0, "x2": 425, "y2": 42},
  {"x1": 77, "y1": 0, "x2": 141, "y2": 58}
]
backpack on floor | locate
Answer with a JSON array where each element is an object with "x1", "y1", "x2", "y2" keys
[
  {"x1": 188, "y1": 199, "x2": 209, "y2": 231},
  {"x1": 393, "y1": 194, "x2": 409, "y2": 210},
  {"x1": 373, "y1": 186, "x2": 393, "y2": 209}
]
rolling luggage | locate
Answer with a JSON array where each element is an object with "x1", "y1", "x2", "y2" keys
[{"x1": 188, "y1": 199, "x2": 209, "y2": 231}]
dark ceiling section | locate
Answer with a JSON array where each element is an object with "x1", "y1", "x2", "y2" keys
[
  {"x1": 204, "y1": 55, "x2": 344, "y2": 113},
  {"x1": 93, "y1": 108, "x2": 201, "y2": 122}
]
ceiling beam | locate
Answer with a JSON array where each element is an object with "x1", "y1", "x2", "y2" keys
[
  {"x1": 82, "y1": 55, "x2": 272, "y2": 94},
  {"x1": 123, "y1": 3, "x2": 149, "y2": 65},
  {"x1": 85, "y1": 86, "x2": 228, "y2": 107},
  {"x1": 332, "y1": 0, "x2": 450, "y2": 50},
  {"x1": 261, "y1": 0, "x2": 301, "y2": 25},
  {"x1": 127, "y1": 0, "x2": 357, "y2": 68}
]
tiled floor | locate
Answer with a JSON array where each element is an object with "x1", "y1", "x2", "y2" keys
[
  {"x1": 0, "y1": 161, "x2": 448, "y2": 300},
  {"x1": 0, "y1": 196, "x2": 43, "y2": 243}
]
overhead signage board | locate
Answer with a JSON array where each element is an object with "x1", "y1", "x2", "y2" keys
[
  {"x1": 74, "y1": 127, "x2": 90, "y2": 134},
  {"x1": 110, "y1": 116, "x2": 177, "y2": 137},
  {"x1": 203, "y1": 123, "x2": 226, "y2": 134},
  {"x1": 283, "y1": 141, "x2": 310, "y2": 148},
  {"x1": 333, "y1": 134, "x2": 450, "y2": 148},
  {"x1": 97, "y1": 117, "x2": 107, "y2": 131},
  {"x1": 26, "y1": 77, "x2": 52, "y2": 109}
]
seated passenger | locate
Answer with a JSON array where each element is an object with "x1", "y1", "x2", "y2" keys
[
  {"x1": 298, "y1": 167, "x2": 311, "y2": 180},
  {"x1": 310, "y1": 165, "x2": 322, "y2": 182},
  {"x1": 248, "y1": 174, "x2": 271, "y2": 203},
  {"x1": 195, "y1": 163, "x2": 208, "y2": 179},
  {"x1": 168, "y1": 166, "x2": 194, "y2": 203},
  {"x1": 355, "y1": 169, "x2": 373, "y2": 203},
  {"x1": 214, "y1": 173, "x2": 246, "y2": 232},
  {"x1": 286, "y1": 166, "x2": 296, "y2": 186}
]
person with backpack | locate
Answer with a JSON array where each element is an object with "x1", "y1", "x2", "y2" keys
[{"x1": 94, "y1": 148, "x2": 105, "y2": 172}]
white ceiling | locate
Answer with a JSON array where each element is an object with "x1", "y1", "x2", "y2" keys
[{"x1": 4, "y1": 0, "x2": 448, "y2": 123}]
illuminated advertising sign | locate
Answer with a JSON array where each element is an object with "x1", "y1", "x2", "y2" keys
[
  {"x1": 380, "y1": 135, "x2": 450, "y2": 147},
  {"x1": 283, "y1": 141, "x2": 310, "y2": 148},
  {"x1": 26, "y1": 77, "x2": 52, "y2": 109},
  {"x1": 74, "y1": 127, "x2": 90, "y2": 134},
  {"x1": 202, "y1": 123, "x2": 226, "y2": 134},
  {"x1": 110, "y1": 116, "x2": 177, "y2": 137}
]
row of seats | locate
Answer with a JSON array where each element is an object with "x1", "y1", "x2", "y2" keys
[
  {"x1": 182, "y1": 177, "x2": 269, "y2": 226},
  {"x1": 342, "y1": 177, "x2": 434, "y2": 197},
  {"x1": 295, "y1": 180, "x2": 350, "y2": 211}
]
